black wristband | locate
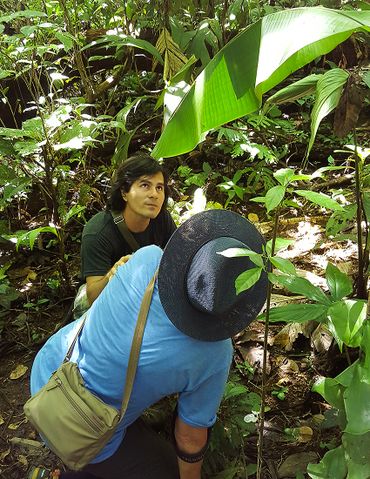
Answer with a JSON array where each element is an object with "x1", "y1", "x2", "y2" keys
[{"x1": 175, "y1": 442, "x2": 208, "y2": 463}]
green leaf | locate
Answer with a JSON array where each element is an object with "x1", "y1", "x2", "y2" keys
[
  {"x1": 0, "y1": 128, "x2": 28, "y2": 139},
  {"x1": 153, "y1": 8, "x2": 370, "y2": 158},
  {"x1": 325, "y1": 263, "x2": 353, "y2": 301},
  {"x1": 274, "y1": 168, "x2": 294, "y2": 186},
  {"x1": 344, "y1": 363, "x2": 370, "y2": 435},
  {"x1": 342, "y1": 432, "x2": 370, "y2": 478},
  {"x1": 327, "y1": 300, "x2": 367, "y2": 350},
  {"x1": 306, "y1": 68, "x2": 349, "y2": 159},
  {"x1": 294, "y1": 190, "x2": 343, "y2": 211},
  {"x1": 0, "y1": 70, "x2": 14, "y2": 80},
  {"x1": 266, "y1": 185, "x2": 285, "y2": 212},
  {"x1": 261, "y1": 303, "x2": 328, "y2": 323},
  {"x1": 235, "y1": 267, "x2": 262, "y2": 294},
  {"x1": 264, "y1": 73, "x2": 321, "y2": 109},
  {"x1": 0, "y1": 10, "x2": 47, "y2": 22},
  {"x1": 54, "y1": 31, "x2": 75, "y2": 51},
  {"x1": 270, "y1": 256, "x2": 296, "y2": 275},
  {"x1": 312, "y1": 377, "x2": 345, "y2": 411},
  {"x1": 269, "y1": 273, "x2": 331, "y2": 305},
  {"x1": 218, "y1": 248, "x2": 264, "y2": 267},
  {"x1": 83, "y1": 34, "x2": 163, "y2": 64},
  {"x1": 265, "y1": 237, "x2": 294, "y2": 255},
  {"x1": 307, "y1": 446, "x2": 347, "y2": 479}
]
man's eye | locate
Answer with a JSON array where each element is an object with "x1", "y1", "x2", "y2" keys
[
  {"x1": 141, "y1": 183, "x2": 149, "y2": 188},
  {"x1": 157, "y1": 186, "x2": 163, "y2": 191}
]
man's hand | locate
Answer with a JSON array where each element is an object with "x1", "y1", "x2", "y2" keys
[
  {"x1": 86, "y1": 255, "x2": 132, "y2": 305},
  {"x1": 106, "y1": 254, "x2": 132, "y2": 281}
]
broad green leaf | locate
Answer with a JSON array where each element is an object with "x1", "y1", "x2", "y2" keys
[
  {"x1": 342, "y1": 432, "x2": 370, "y2": 478},
  {"x1": 326, "y1": 203, "x2": 357, "y2": 237},
  {"x1": 28, "y1": 226, "x2": 59, "y2": 250},
  {"x1": 363, "y1": 192, "x2": 370, "y2": 224},
  {"x1": 20, "y1": 25, "x2": 37, "y2": 35},
  {"x1": 0, "y1": 70, "x2": 14, "y2": 80},
  {"x1": 83, "y1": 34, "x2": 163, "y2": 64},
  {"x1": 335, "y1": 361, "x2": 357, "y2": 387},
  {"x1": 265, "y1": 238, "x2": 294, "y2": 255},
  {"x1": 344, "y1": 364, "x2": 370, "y2": 435},
  {"x1": 312, "y1": 377, "x2": 345, "y2": 411},
  {"x1": 274, "y1": 168, "x2": 294, "y2": 186},
  {"x1": 269, "y1": 273, "x2": 331, "y2": 305},
  {"x1": 294, "y1": 190, "x2": 343, "y2": 211},
  {"x1": 361, "y1": 322, "x2": 370, "y2": 371},
  {"x1": 364, "y1": 71, "x2": 370, "y2": 88},
  {"x1": 235, "y1": 267, "x2": 262, "y2": 294},
  {"x1": 306, "y1": 68, "x2": 349, "y2": 159},
  {"x1": 14, "y1": 140, "x2": 40, "y2": 156},
  {"x1": 311, "y1": 165, "x2": 347, "y2": 179},
  {"x1": 0, "y1": 128, "x2": 27, "y2": 139},
  {"x1": 54, "y1": 31, "x2": 75, "y2": 51},
  {"x1": 153, "y1": 8, "x2": 370, "y2": 158},
  {"x1": 0, "y1": 10, "x2": 47, "y2": 22},
  {"x1": 270, "y1": 257, "x2": 296, "y2": 275},
  {"x1": 327, "y1": 300, "x2": 366, "y2": 350},
  {"x1": 265, "y1": 185, "x2": 285, "y2": 212},
  {"x1": 218, "y1": 248, "x2": 264, "y2": 267},
  {"x1": 261, "y1": 303, "x2": 327, "y2": 323},
  {"x1": 264, "y1": 73, "x2": 321, "y2": 110},
  {"x1": 307, "y1": 446, "x2": 347, "y2": 479},
  {"x1": 325, "y1": 263, "x2": 353, "y2": 301}
]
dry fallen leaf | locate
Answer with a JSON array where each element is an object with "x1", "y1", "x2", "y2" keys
[
  {"x1": 248, "y1": 213, "x2": 259, "y2": 223},
  {"x1": 0, "y1": 413, "x2": 4, "y2": 425},
  {"x1": 9, "y1": 364, "x2": 28, "y2": 380},
  {"x1": 0, "y1": 448, "x2": 10, "y2": 461},
  {"x1": 273, "y1": 322, "x2": 316, "y2": 351},
  {"x1": 17, "y1": 454, "x2": 28, "y2": 468},
  {"x1": 8, "y1": 419, "x2": 26, "y2": 430}
]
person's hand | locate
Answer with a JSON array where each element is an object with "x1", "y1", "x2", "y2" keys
[{"x1": 106, "y1": 255, "x2": 132, "y2": 281}]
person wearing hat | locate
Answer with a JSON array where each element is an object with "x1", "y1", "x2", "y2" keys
[
  {"x1": 73, "y1": 152, "x2": 176, "y2": 318},
  {"x1": 28, "y1": 210, "x2": 268, "y2": 479}
]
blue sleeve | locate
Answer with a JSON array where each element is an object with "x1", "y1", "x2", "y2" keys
[{"x1": 177, "y1": 349, "x2": 232, "y2": 428}]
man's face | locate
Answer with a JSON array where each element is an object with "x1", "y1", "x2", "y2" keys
[{"x1": 123, "y1": 172, "x2": 165, "y2": 220}]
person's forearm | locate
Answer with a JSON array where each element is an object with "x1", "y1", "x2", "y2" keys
[
  {"x1": 86, "y1": 275, "x2": 109, "y2": 305},
  {"x1": 177, "y1": 458, "x2": 203, "y2": 479}
]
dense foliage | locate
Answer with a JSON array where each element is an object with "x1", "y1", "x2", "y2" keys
[{"x1": 0, "y1": 0, "x2": 369, "y2": 477}]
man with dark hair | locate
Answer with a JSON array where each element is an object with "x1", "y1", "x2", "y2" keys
[{"x1": 77, "y1": 153, "x2": 176, "y2": 309}]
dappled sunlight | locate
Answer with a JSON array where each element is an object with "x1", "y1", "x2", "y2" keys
[
  {"x1": 279, "y1": 221, "x2": 322, "y2": 259},
  {"x1": 277, "y1": 219, "x2": 358, "y2": 287}
]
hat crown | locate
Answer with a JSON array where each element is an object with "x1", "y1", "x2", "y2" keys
[{"x1": 186, "y1": 237, "x2": 250, "y2": 316}]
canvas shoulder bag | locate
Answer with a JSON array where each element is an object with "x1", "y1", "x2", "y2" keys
[{"x1": 24, "y1": 270, "x2": 157, "y2": 471}]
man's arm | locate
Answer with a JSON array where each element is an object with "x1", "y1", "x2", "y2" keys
[
  {"x1": 174, "y1": 416, "x2": 208, "y2": 479},
  {"x1": 86, "y1": 255, "x2": 132, "y2": 305}
]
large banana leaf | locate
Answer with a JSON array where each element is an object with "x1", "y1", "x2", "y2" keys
[{"x1": 152, "y1": 7, "x2": 370, "y2": 158}]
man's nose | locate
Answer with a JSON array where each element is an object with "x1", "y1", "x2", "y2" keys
[{"x1": 148, "y1": 187, "x2": 158, "y2": 198}]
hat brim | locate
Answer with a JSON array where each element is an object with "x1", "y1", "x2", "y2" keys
[{"x1": 158, "y1": 210, "x2": 268, "y2": 341}]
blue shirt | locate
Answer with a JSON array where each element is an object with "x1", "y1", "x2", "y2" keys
[{"x1": 30, "y1": 245, "x2": 233, "y2": 463}]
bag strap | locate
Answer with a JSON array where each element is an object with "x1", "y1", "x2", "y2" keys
[
  {"x1": 63, "y1": 312, "x2": 88, "y2": 363},
  {"x1": 110, "y1": 210, "x2": 140, "y2": 252},
  {"x1": 62, "y1": 270, "x2": 158, "y2": 418},
  {"x1": 119, "y1": 268, "x2": 158, "y2": 418}
]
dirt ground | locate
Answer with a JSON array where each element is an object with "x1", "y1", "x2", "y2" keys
[{"x1": 0, "y1": 216, "x2": 358, "y2": 479}]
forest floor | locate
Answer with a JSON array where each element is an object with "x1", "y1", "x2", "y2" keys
[{"x1": 0, "y1": 212, "x2": 359, "y2": 479}]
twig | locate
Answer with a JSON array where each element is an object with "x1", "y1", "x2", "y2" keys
[{"x1": 256, "y1": 207, "x2": 280, "y2": 479}]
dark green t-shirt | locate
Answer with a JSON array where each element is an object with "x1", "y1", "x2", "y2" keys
[{"x1": 80, "y1": 209, "x2": 176, "y2": 281}]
